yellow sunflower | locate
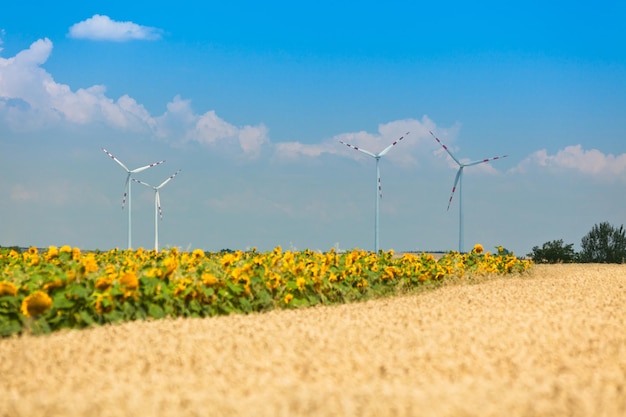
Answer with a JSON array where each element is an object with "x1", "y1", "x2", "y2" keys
[
  {"x1": 296, "y1": 277, "x2": 306, "y2": 291},
  {"x1": 0, "y1": 281, "x2": 18, "y2": 297},
  {"x1": 95, "y1": 276, "x2": 114, "y2": 291},
  {"x1": 43, "y1": 279, "x2": 64, "y2": 291},
  {"x1": 119, "y1": 271, "x2": 139, "y2": 291},
  {"x1": 94, "y1": 293, "x2": 114, "y2": 314},
  {"x1": 20, "y1": 291, "x2": 53, "y2": 318},
  {"x1": 284, "y1": 293, "x2": 294, "y2": 304},
  {"x1": 472, "y1": 243, "x2": 484, "y2": 254},
  {"x1": 201, "y1": 272, "x2": 219, "y2": 286}
]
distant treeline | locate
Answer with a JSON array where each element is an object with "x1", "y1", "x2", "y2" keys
[{"x1": 529, "y1": 222, "x2": 626, "y2": 264}]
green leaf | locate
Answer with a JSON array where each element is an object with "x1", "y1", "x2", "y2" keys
[
  {"x1": 291, "y1": 297, "x2": 309, "y2": 308},
  {"x1": 0, "y1": 318, "x2": 22, "y2": 336},
  {"x1": 226, "y1": 281, "x2": 243, "y2": 295},
  {"x1": 104, "y1": 310, "x2": 124, "y2": 323},
  {"x1": 78, "y1": 310, "x2": 95, "y2": 325},
  {"x1": 238, "y1": 296, "x2": 252, "y2": 312},
  {"x1": 53, "y1": 293, "x2": 75, "y2": 309},
  {"x1": 148, "y1": 303, "x2": 165, "y2": 319},
  {"x1": 67, "y1": 284, "x2": 91, "y2": 300}
]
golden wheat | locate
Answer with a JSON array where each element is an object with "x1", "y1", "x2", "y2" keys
[{"x1": 1, "y1": 264, "x2": 625, "y2": 417}]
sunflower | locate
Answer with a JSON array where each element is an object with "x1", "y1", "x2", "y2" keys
[
  {"x1": 119, "y1": 271, "x2": 139, "y2": 291},
  {"x1": 284, "y1": 293, "x2": 294, "y2": 304},
  {"x1": 0, "y1": 281, "x2": 18, "y2": 297},
  {"x1": 192, "y1": 249, "x2": 205, "y2": 259},
  {"x1": 296, "y1": 277, "x2": 306, "y2": 291},
  {"x1": 43, "y1": 279, "x2": 64, "y2": 291},
  {"x1": 162, "y1": 256, "x2": 178, "y2": 278},
  {"x1": 201, "y1": 272, "x2": 219, "y2": 286},
  {"x1": 81, "y1": 253, "x2": 99, "y2": 274},
  {"x1": 94, "y1": 293, "x2": 114, "y2": 314},
  {"x1": 44, "y1": 245, "x2": 59, "y2": 261},
  {"x1": 382, "y1": 266, "x2": 396, "y2": 280},
  {"x1": 95, "y1": 276, "x2": 114, "y2": 291},
  {"x1": 472, "y1": 243, "x2": 484, "y2": 254},
  {"x1": 20, "y1": 291, "x2": 53, "y2": 318}
]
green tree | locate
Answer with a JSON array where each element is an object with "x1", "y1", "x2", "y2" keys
[
  {"x1": 579, "y1": 222, "x2": 626, "y2": 263},
  {"x1": 529, "y1": 239, "x2": 576, "y2": 263}
]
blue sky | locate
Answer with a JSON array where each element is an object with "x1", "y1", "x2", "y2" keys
[{"x1": 1, "y1": 1, "x2": 625, "y2": 255}]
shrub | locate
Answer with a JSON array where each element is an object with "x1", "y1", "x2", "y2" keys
[
  {"x1": 529, "y1": 239, "x2": 576, "y2": 263},
  {"x1": 578, "y1": 222, "x2": 626, "y2": 264}
]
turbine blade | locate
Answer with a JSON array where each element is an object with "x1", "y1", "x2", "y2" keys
[
  {"x1": 131, "y1": 160, "x2": 166, "y2": 174},
  {"x1": 156, "y1": 191, "x2": 163, "y2": 219},
  {"x1": 465, "y1": 154, "x2": 509, "y2": 167},
  {"x1": 339, "y1": 140, "x2": 376, "y2": 158},
  {"x1": 102, "y1": 147, "x2": 130, "y2": 172},
  {"x1": 132, "y1": 178, "x2": 154, "y2": 189},
  {"x1": 378, "y1": 131, "x2": 410, "y2": 156},
  {"x1": 157, "y1": 170, "x2": 181, "y2": 189},
  {"x1": 447, "y1": 168, "x2": 463, "y2": 211},
  {"x1": 378, "y1": 172, "x2": 382, "y2": 199},
  {"x1": 429, "y1": 131, "x2": 462, "y2": 166},
  {"x1": 122, "y1": 173, "x2": 131, "y2": 209}
]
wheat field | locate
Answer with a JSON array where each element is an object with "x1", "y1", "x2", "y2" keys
[{"x1": 1, "y1": 264, "x2": 625, "y2": 417}]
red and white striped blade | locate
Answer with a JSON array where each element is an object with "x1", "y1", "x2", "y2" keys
[
  {"x1": 156, "y1": 191, "x2": 163, "y2": 220},
  {"x1": 132, "y1": 159, "x2": 166, "y2": 174},
  {"x1": 102, "y1": 147, "x2": 130, "y2": 172},
  {"x1": 447, "y1": 168, "x2": 463, "y2": 211},
  {"x1": 465, "y1": 154, "x2": 508, "y2": 167},
  {"x1": 122, "y1": 174, "x2": 132, "y2": 209},
  {"x1": 378, "y1": 131, "x2": 410, "y2": 156},
  {"x1": 339, "y1": 140, "x2": 376, "y2": 158},
  {"x1": 429, "y1": 131, "x2": 462, "y2": 166},
  {"x1": 157, "y1": 170, "x2": 181, "y2": 189},
  {"x1": 132, "y1": 178, "x2": 155, "y2": 189}
]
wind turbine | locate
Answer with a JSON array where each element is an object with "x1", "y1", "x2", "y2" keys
[
  {"x1": 102, "y1": 148, "x2": 165, "y2": 249},
  {"x1": 132, "y1": 170, "x2": 181, "y2": 252},
  {"x1": 339, "y1": 132, "x2": 410, "y2": 253},
  {"x1": 429, "y1": 131, "x2": 507, "y2": 253}
]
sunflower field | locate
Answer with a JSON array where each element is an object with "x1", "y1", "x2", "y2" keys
[{"x1": 0, "y1": 244, "x2": 532, "y2": 337}]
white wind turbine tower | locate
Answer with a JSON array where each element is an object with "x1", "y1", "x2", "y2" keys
[
  {"x1": 133, "y1": 170, "x2": 181, "y2": 252},
  {"x1": 102, "y1": 148, "x2": 165, "y2": 249},
  {"x1": 339, "y1": 132, "x2": 410, "y2": 253},
  {"x1": 429, "y1": 131, "x2": 507, "y2": 253}
]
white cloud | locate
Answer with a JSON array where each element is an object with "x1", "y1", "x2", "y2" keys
[
  {"x1": 512, "y1": 145, "x2": 626, "y2": 179},
  {"x1": 274, "y1": 116, "x2": 438, "y2": 166},
  {"x1": 68, "y1": 15, "x2": 162, "y2": 42},
  {"x1": 153, "y1": 95, "x2": 269, "y2": 158},
  {"x1": 274, "y1": 141, "x2": 336, "y2": 159},
  {"x1": 0, "y1": 40, "x2": 268, "y2": 157},
  {"x1": 238, "y1": 125, "x2": 269, "y2": 158},
  {"x1": 0, "y1": 38, "x2": 153, "y2": 131}
]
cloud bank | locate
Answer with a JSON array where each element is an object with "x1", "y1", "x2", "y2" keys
[
  {"x1": 0, "y1": 38, "x2": 267, "y2": 158},
  {"x1": 275, "y1": 116, "x2": 439, "y2": 166},
  {"x1": 512, "y1": 145, "x2": 626, "y2": 179},
  {"x1": 68, "y1": 15, "x2": 163, "y2": 42},
  {"x1": 1, "y1": 38, "x2": 624, "y2": 177}
]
